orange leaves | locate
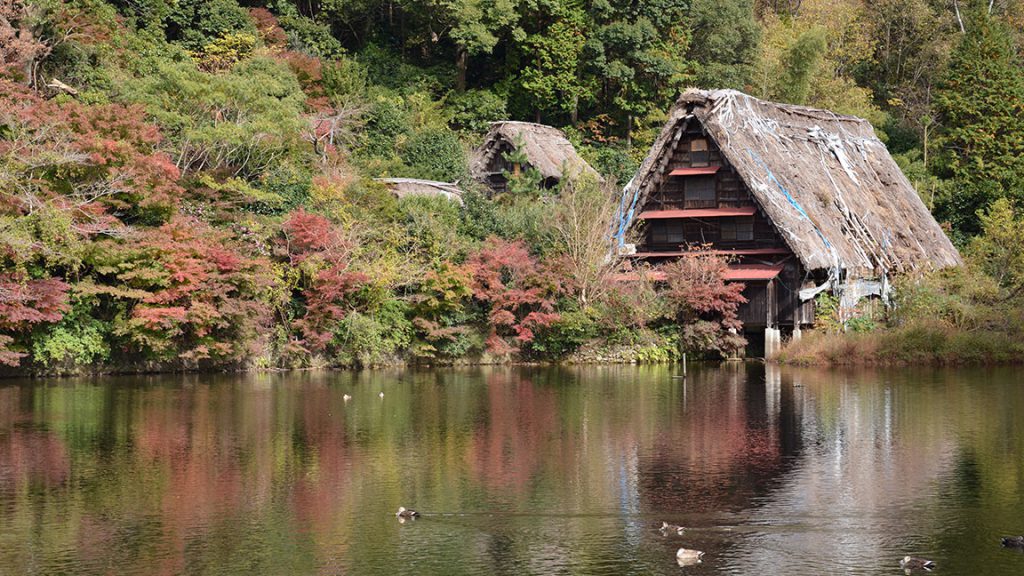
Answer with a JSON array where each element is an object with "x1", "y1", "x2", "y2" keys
[
  {"x1": 0, "y1": 79, "x2": 183, "y2": 228},
  {"x1": 116, "y1": 216, "x2": 275, "y2": 362},
  {"x1": 465, "y1": 237, "x2": 561, "y2": 354},
  {"x1": 280, "y1": 209, "x2": 368, "y2": 355},
  {"x1": 659, "y1": 249, "x2": 749, "y2": 352},
  {"x1": 662, "y1": 252, "x2": 747, "y2": 335}
]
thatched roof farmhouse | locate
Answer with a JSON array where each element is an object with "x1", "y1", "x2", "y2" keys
[
  {"x1": 375, "y1": 178, "x2": 465, "y2": 205},
  {"x1": 470, "y1": 121, "x2": 600, "y2": 193},
  {"x1": 616, "y1": 89, "x2": 960, "y2": 354}
]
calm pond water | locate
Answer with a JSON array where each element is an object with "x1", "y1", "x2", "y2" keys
[{"x1": 1, "y1": 364, "x2": 1023, "y2": 575}]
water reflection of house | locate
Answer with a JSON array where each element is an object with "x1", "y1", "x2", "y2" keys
[
  {"x1": 616, "y1": 90, "x2": 960, "y2": 355},
  {"x1": 470, "y1": 121, "x2": 600, "y2": 194},
  {"x1": 636, "y1": 363, "x2": 799, "y2": 513}
]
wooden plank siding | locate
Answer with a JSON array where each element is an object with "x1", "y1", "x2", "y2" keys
[{"x1": 636, "y1": 124, "x2": 814, "y2": 329}]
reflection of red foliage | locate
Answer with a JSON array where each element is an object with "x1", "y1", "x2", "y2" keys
[
  {"x1": 466, "y1": 237, "x2": 560, "y2": 354},
  {"x1": 0, "y1": 424, "x2": 70, "y2": 489},
  {"x1": 639, "y1": 368, "x2": 783, "y2": 512},
  {"x1": 466, "y1": 373, "x2": 562, "y2": 492}
]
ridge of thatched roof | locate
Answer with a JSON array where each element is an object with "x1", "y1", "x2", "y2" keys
[
  {"x1": 375, "y1": 178, "x2": 464, "y2": 204},
  {"x1": 470, "y1": 121, "x2": 600, "y2": 182},
  {"x1": 623, "y1": 89, "x2": 961, "y2": 276}
]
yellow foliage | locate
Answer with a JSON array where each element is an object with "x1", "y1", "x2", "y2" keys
[{"x1": 753, "y1": 0, "x2": 884, "y2": 125}]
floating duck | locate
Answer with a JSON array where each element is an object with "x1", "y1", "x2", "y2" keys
[
  {"x1": 1002, "y1": 536, "x2": 1024, "y2": 548},
  {"x1": 900, "y1": 556, "x2": 935, "y2": 572},
  {"x1": 343, "y1": 394, "x2": 352, "y2": 401},
  {"x1": 676, "y1": 548, "x2": 704, "y2": 566},
  {"x1": 395, "y1": 506, "x2": 419, "y2": 519},
  {"x1": 379, "y1": 392, "x2": 385, "y2": 399},
  {"x1": 660, "y1": 522, "x2": 685, "y2": 535}
]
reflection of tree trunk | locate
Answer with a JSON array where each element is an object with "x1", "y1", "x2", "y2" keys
[{"x1": 456, "y1": 46, "x2": 467, "y2": 92}]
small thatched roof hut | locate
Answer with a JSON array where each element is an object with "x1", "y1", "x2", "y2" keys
[
  {"x1": 617, "y1": 89, "x2": 960, "y2": 278},
  {"x1": 470, "y1": 121, "x2": 600, "y2": 193},
  {"x1": 375, "y1": 178, "x2": 464, "y2": 205}
]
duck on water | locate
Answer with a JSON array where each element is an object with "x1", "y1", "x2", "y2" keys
[
  {"x1": 1002, "y1": 536, "x2": 1024, "y2": 549},
  {"x1": 676, "y1": 548, "x2": 704, "y2": 567},
  {"x1": 899, "y1": 556, "x2": 935, "y2": 572},
  {"x1": 395, "y1": 507, "x2": 420, "y2": 519},
  {"x1": 659, "y1": 522, "x2": 685, "y2": 536}
]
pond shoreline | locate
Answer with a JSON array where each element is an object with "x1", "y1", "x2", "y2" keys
[
  {"x1": 0, "y1": 355, "x2": 697, "y2": 379},
  {"x1": 774, "y1": 324, "x2": 1024, "y2": 367}
]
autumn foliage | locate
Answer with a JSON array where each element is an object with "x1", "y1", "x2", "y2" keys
[
  {"x1": 0, "y1": 274, "x2": 69, "y2": 365},
  {"x1": 281, "y1": 209, "x2": 369, "y2": 355},
  {"x1": 661, "y1": 253, "x2": 747, "y2": 355},
  {"x1": 0, "y1": 79, "x2": 182, "y2": 231},
  {"x1": 466, "y1": 237, "x2": 560, "y2": 355},
  {"x1": 96, "y1": 218, "x2": 275, "y2": 363}
]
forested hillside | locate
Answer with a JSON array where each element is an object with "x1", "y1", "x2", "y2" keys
[{"x1": 3, "y1": 0, "x2": 1024, "y2": 372}]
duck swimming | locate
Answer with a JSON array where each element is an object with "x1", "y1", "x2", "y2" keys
[
  {"x1": 395, "y1": 506, "x2": 419, "y2": 519},
  {"x1": 659, "y1": 522, "x2": 685, "y2": 536},
  {"x1": 899, "y1": 556, "x2": 935, "y2": 572},
  {"x1": 1002, "y1": 536, "x2": 1024, "y2": 548},
  {"x1": 675, "y1": 548, "x2": 704, "y2": 566},
  {"x1": 343, "y1": 394, "x2": 352, "y2": 401}
]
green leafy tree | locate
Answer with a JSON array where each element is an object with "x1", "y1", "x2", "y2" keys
[
  {"x1": 513, "y1": 6, "x2": 591, "y2": 122},
  {"x1": 968, "y1": 198, "x2": 1024, "y2": 297},
  {"x1": 933, "y1": 15, "x2": 1024, "y2": 237},
  {"x1": 437, "y1": 0, "x2": 519, "y2": 91},
  {"x1": 585, "y1": 0, "x2": 692, "y2": 145},
  {"x1": 400, "y1": 127, "x2": 468, "y2": 181},
  {"x1": 779, "y1": 26, "x2": 827, "y2": 104},
  {"x1": 687, "y1": 0, "x2": 759, "y2": 89}
]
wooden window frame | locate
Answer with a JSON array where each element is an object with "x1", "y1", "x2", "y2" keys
[
  {"x1": 683, "y1": 175, "x2": 716, "y2": 208},
  {"x1": 689, "y1": 138, "x2": 709, "y2": 167},
  {"x1": 720, "y1": 217, "x2": 754, "y2": 242}
]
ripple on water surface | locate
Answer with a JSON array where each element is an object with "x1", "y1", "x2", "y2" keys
[{"x1": 1, "y1": 365, "x2": 1023, "y2": 575}]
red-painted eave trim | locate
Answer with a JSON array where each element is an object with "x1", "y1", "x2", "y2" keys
[
  {"x1": 638, "y1": 206, "x2": 758, "y2": 219},
  {"x1": 612, "y1": 271, "x2": 668, "y2": 283},
  {"x1": 722, "y1": 264, "x2": 784, "y2": 281},
  {"x1": 613, "y1": 264, "x2": 784, "y2": 284},
  {"x1": 669, "y1": 166, "x2": 720, "y2": 176},
  {"x1": 631, "y1": 248, "x2": 790, "y2": 258}
]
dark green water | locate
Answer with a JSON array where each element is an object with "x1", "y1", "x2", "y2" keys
[{"x1": 1, "y1": 365, "x2": 1023, "y2": 575}]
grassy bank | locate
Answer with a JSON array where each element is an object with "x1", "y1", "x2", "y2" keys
[{"x1": 775, "y1": 320, "x2": 1024, "y2": 366}]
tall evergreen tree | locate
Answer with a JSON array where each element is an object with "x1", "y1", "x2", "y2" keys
[{"x1": 933, "y1": 15, "x2": 1024, "y2": 238}]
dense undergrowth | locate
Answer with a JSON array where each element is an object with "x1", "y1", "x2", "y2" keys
[
  {"x1": 777, "y1": 200, "x2": 1024, "y2": 366},
  {"x1": 2, "y1": 0, "x2": 1024, "y2": 373}
]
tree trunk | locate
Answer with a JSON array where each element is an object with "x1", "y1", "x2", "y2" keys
[
  {"x1": 535, "y1": 109, "x2": 541, "y2": 123},
  {"x1": 456, "y1": 47, "x2": 468, "y2": 92},
  {"x1": 626, "y1": 115, "x2": 633, "y2": 149},
  {"x1": 570, "y1": 95, "x2": 578, "y2": 124}
]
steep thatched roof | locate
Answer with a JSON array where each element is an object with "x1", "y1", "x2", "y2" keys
[
  {"x1": 375, "y1": 178, "x2": 464, "y2": 205},
  {"x1": 470, "y1": 121, "x2": 600, "y2": 182},
  {"x1": 620, "y1": 89, "x2": 960, "y2": 277}
]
